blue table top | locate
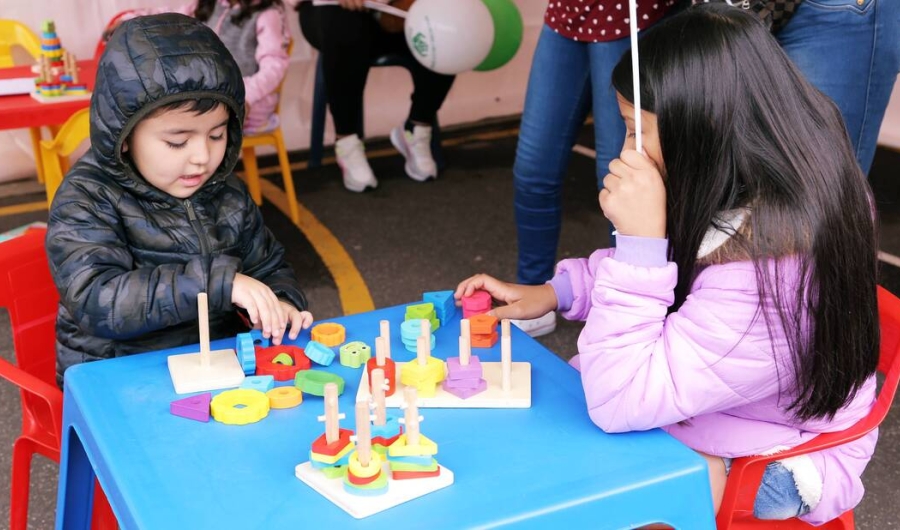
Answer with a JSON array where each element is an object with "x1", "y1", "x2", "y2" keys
[{"x1": 63, "y1": 304, "x2": 712, "y2": 529}]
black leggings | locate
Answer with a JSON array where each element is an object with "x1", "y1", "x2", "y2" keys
[{"x1": 299, "y1": 4, "x2": 456, "y2": 137}]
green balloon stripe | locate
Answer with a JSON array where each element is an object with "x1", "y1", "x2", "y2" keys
[{"x1": 475, "y1": 0, "x2": 524, "y2": 72}]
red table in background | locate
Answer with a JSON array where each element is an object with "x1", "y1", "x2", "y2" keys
[{"x1": 0, "y1": 60, "x2": 97, "y2": 130}]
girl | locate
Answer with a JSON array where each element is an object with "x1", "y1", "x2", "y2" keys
[
  {"x1": 456, "y1": 4, "x2": 879, "y2": 524},
  {"x1": 115, "y1": 0, "x2": 291, "y2": 134}
]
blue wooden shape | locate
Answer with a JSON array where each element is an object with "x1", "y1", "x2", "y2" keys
[
  {"x1": 304, "y1": 340, "x2": 336, "y2": 366},
  {"x1": 423, "y1": 290, "x2": 456, "y2": 324},
  {"x1": 235, "y1": 332, "x2": 256, "y2": 375},
  {"x1": 240, "y1": 375, "x2": 275, "y2": 393}
]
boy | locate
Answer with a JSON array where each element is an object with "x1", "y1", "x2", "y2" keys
[{"x1": 46, "y1": 14, "x2": 312, "y2": 383}]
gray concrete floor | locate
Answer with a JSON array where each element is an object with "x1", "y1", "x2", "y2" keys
[{"x1": 1, "y1": 123, "x2": 898, "y2": 528}]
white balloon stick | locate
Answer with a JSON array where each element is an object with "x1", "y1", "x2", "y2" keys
[
  {"x1": 310, "y1": 0, "x2": 407, "y2": 18},
  {"x1": 629, "y1": 0, "x2": 642, "y2": 153}
]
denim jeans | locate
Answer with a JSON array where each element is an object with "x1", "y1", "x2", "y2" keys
[
  {"x1": 723, "y1": 458, "x2": 812, "y2": 519},
  {"x1": 778, "y1": 0, "x2": 900, "y2": 174},
  {"x1": 513, "y1": 26, "x2": 630, "y2": 285}
]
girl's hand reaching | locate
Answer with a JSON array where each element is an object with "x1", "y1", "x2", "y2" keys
[
  {"x1": 232, "y1": 273, "x2": 287, "y2": 343},
  {"x1": 454, "y1": 274, "x2": 558, "y2": 321},
  {"x1": 338, "y1": 0, "x2": 367, "y2": 10},
  {"x1": 600, "y1": 149, "x2": 667, "y2": 239}
]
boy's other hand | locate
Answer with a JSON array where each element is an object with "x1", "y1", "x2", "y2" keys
[
  {"x1": 454, "y1": 274, "x2": 558, "y2": 321},
  {"x1": 274, "y1": 302, "x2": 314, "y2": 345},
  {"x1": 232, "y1": 273, "x2": 286, "y2": 342}
]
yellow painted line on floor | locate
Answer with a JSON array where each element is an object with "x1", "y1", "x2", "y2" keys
[
  {"x1": 259, "y1": 179, "x2": 374, "y2": 315},
  {"x1": 0, "y1": 200, "x2": 47, "y2": 216}
]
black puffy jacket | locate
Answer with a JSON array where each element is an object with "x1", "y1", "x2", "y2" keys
[{"x1": 46, "y1": 14, "x2": 307, "y2": 382}]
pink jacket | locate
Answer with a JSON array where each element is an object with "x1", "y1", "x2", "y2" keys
[
  {"x1": 132, "y1": 0, "x2": 290, "y2": 132},
  {"x1": 552, "y1": 235, "x2": 877, "y2": 525}
]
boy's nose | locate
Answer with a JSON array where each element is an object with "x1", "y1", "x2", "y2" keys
[{"x1": 189, "y1": 141, "x2": 211, "y2": 167}]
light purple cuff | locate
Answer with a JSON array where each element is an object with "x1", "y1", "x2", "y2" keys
[
  {"x1": 548, "y1": 271, "x2": 573, "y2": 313},
  {"x1": 612, "y1": 235, "x2": 669, "y2": 268}
]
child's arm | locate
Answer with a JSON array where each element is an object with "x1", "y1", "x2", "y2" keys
[
  {"x1": 235, "y1": 190, "x2": 308, "y2": 318},
  {"x1": 243, "y1": 7, "x2": 291, "y2": 110},
  {"x1": 576, "y1": 238, "x2": 783, "y2": 433},
  {"x1": 47, "y1": 182, "x2": 240, "y2": 340}
]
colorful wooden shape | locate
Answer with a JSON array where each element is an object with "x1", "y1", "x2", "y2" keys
[
  {"x1": 294, "y1": 370, "x2": 345, "y2": 397},
  {"x1": 370, "y1": 416, "x2": 402, "y2": 440},
  {"x1": 249, "y1": 328, "x2": 271, "y2": 348},
  {"x1": 310, "y1": 443, "x2": 355, "y2": 465},
  {"x1": 391, "y1": 467, "x2": 442, "y2": 480},
  {"x1": 240, "y1": 375, "x2": 275, "y2": 393},
  {"x1": 443, "y1": 376, "x2": 487, "y2": 390},
  {"x1": 169, "y1": 392, "x2": 212, "y2": 422},
  {"x1": 311, "y1": 428, "x2": 355, "y2": 457},
  {"x1": 384, "y1": 454, "x2": 433, "y2": 466},
  {"x1": 366, "y1": 357, "x2": 397, "y2": 397},
  {"x1": 272, "y1": 353, "x2": 294, "y2": 365},
  {"x1": 267, "y1": 386, "x2": 303, "y2": 409},
  {"x1": 235, "y1": 332, "x2": 256, "y2": 375},
  {"x1": 339, "y1": 341, "x2": 371, "y2": 368},
  {"x1": 469, "y1": 314, "x2": 498, "y2": 335},
  {"x1": 443, "y1": 378, "x2": 488, "y2": 399},
  {"x1": 471, "y1": 331, "x2": 499, "y2": 348},
  {"x1": 423, "y1": 290, "x2": 456, "y2": 323},
  {"x1": 387, "y1": 433, "x2": 438, "y2": 458},
  {"x1": 401, "y1": 334, "x2": 435, "y2": 353},
  {"x1": 348, "y1": 451, "x2": 383, "y2": 479},
  {"x1": 445, "y1": 356, "x2": 482, "y2": 380},
  {"x1": 254, "y1": 345, "x2": 310, "y2": 381},
  {"x1": 304, "y1": 340, "x2": 336, "y2": 366},
  {"x1": 342, "y1": 472, "x2": 389, "y2": 496},
  {"x1": 346, "y1": 468, "x2": 383, "y2": 486},
  {"x1": 405, "y1": 302, "x2": 435, "y2": 320},
  {"x1": 387, "y1": 459, "x2": 439, "y2": 473},
  {"x1": 210, "y1": 389, "x2": 270, "y2": 425},
  {"x1": 461, "y1": 290, "x2": 491, "y2": 317},
  {"x1": 311, "y1": 322, "x2": 346, "y2": 347}
]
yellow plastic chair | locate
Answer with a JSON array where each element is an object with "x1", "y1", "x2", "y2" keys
[
  {"x1": 40, "y1": 108, "x2": 90, "y2": 205},
  {"x1": 0, "y1": 20, "x2": 50, "y2": 184},
  {"x1": 240, "y1": 40, "x2": 300, "y2": 226}
]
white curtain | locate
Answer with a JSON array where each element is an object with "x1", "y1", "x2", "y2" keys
[{"x1": 0, "y1": 0, "x2": 548, "y2": 183}]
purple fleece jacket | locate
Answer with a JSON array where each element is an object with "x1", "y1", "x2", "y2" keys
[{"x1": 551, "y1": 235, "x2": 877, "y2": 525}]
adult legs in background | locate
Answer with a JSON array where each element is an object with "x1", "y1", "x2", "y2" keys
[{"x1": 778, "y1": 0, "x2": 900, "y2": 174}]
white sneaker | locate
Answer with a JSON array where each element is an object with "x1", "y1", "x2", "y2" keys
[
  {"x1": 510, "y1": 310, "x2": 557, "y2": 338},
  {"x1": 390, "y1": 125, "x2": 437, "y2": 182},
  {"x1": 335, "y1": 134, "x2": 377, "y2": 192}
]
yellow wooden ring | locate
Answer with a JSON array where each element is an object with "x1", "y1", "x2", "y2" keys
[
  {"x1": 266, "y1": 386, "x2": 303, "y2": 409},
  {"x1": 348, "y1": 450, "x2": 383, "y2": 478},
  {"x1": 311, "y1": 322, "x2": 346, "y2": 347},
  {"x1": 210, "y1": 389, "x2": 270, "y2": 425}
]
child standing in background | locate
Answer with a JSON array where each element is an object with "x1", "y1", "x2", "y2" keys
[
  {"x1": 112, "y1": 0, "x2": 291, "y2": 133},
  {"x1": 456, "y1": 4, "x2": 880, "y2": 525},
  {"x1": 48, "y1": 14, "x2": 312, "y2": 383}
]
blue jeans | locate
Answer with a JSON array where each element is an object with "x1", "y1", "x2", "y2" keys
[
  {"x1": 723, "y1": 458, "x2": 811, "y2": 519},
  {"x1": 778, "y1": 0, "x2": 900, "y2": 174},
  {"x1": 514, "y1": 26, "x2": 630, "y2": 285}
]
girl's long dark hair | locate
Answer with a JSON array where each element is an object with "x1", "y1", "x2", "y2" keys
[
  {"x1": 612, "y1": 3, "x2": 879, "y2": 421},
  {"x1": 195, "y1": 0, "x2": 283, "y2": 27}
]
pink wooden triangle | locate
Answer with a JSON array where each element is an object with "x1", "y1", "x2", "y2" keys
[{"x1": 170, "y1": 392, "x2": 212, "y2": 422}]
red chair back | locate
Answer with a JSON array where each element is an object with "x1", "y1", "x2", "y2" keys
[{"x1": 716, "y1": 286, "x2": 900, "y2": 529}]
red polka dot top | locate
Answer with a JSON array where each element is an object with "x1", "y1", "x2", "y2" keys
[{"x1": 544, "y1": 0, "x2": 680, "y2": 42}]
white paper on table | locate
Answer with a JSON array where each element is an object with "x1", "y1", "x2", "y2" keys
[{"x1": 0, "y1": 78, "x2": 35, "y2": 96}]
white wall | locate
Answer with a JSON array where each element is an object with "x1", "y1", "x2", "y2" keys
[
  {"x1": 878, "y1": 77, "x2": 900, "y2": 150},
  {"x1": 0, "y1": 0, "x2": 546, "y2": 183}
]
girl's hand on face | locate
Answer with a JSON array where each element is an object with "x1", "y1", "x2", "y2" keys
[
  {"x1": 232, "y1": 273, "x2": 287, "y2": 342},
  {"x1": 338, "y1": 0, "x2": 367, "y2": 10},
  {"x1": 454, "y1": 274, "x2": 558, "y2": 321},
  {"x1": 271, "y1": 303, "x2": 313, "y2": 345},
  {"x1": 600, "y1": 149, "x2": 667, "y2": 239}
]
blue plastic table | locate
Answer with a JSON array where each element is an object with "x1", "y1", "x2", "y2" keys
[{"x1": 56, "y1": 304, "x2": 715, "y2": 529}]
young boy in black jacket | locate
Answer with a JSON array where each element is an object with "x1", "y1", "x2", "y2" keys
[{"x1": 46, "y1": 14, "x2": 312, "y2": 383}]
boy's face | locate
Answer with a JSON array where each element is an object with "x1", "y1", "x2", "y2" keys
[{"x1": 123, "y1": 104, "x2": 230, "y2": 199}]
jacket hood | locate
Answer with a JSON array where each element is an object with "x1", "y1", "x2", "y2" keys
[{"x1": 90, "y1": 13, "x2": 245, "y2": 202}]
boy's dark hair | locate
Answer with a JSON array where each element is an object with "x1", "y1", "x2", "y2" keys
[
  {"x1": 145, "y1": 98, "x2": 225, "y2": 119},
  {"x1": 612, "y1": 3, "x2": 879, "y2": 421},
  {"x1": 194, "y1": 0, "x2": 283, "y2": 27}
]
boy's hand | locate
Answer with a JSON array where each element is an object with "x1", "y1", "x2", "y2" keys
[
  {"x1": 275, "y1": 302, "x2": 314, "y2": 345},
  {"x1": 600, "y1": 149, "x2": 667, "y2": 238},
  {"x1": 454, "y1": 274, "x2": 558, "y2": 321},
  {"x1": 232, "y1": 273, "x2": 286, "y2": 342}
]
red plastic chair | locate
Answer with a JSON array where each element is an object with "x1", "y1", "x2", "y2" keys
[
  {"x1": 716, "y1": 285, "x2": 900, "y2": 529},
  {"x1": 0, "y1": 228, "x2": 117, "y2": 530}
]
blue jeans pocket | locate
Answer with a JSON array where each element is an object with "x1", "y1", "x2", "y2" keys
[{"x1": 803, "y1": 0, "x2": 873, "y2": 15}]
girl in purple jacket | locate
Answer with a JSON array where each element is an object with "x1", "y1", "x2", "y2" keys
[{"x1": 456, "y1": 4, "x2": 879, "y2": 525}]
